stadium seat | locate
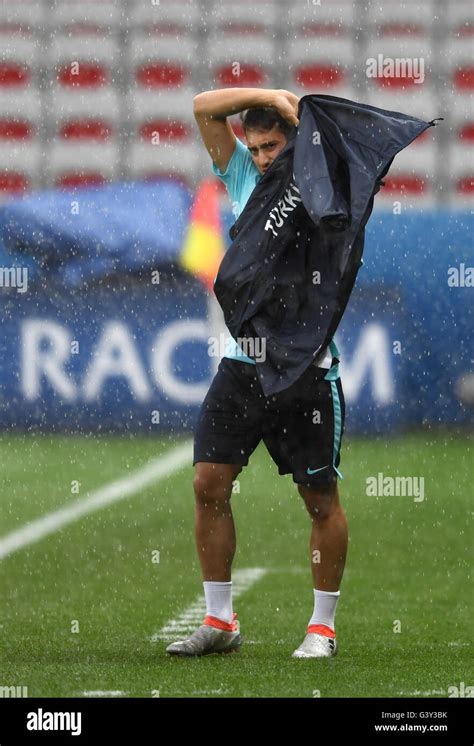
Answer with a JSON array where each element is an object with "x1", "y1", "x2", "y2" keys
[
  {"x1": 447, "y1": 143, "x2": 474, "y2": 202},
  {"x1": 130, "y1": 0, "x2": 201, "y2": 35},
  {"x1": 129, "y1": 34, "x2": 197, "y2": 89},
  {"x1": 285, "y1": 36, "x2": 355, "y2": 97},
  {"x1": 48, "y1": 33, "x2": 119, "y2": 88},
  {"x1": 367, "y1": 0, "x2": 435, "y2": 36},
  {"x1": 443, "y1": 37, "x2": 473, "y2": 92},
  {"x1": 0, "y1": 35, "x2": 39, "y2": 88},
  {"x1": 374, "y1": 144, "x2": 437, "y2": 205},
  {"x1": 287, "y1": 1, "x2": 355, "y2": 37},
  {"x1": 48, "y1": 140, "x2": 120, "y2": 188},
  {"x1": 129, "y1": 88, "x2": 194, "y2": 146},
  {"x1": 49, "y1": 0, "x2": 122, "y2": 35},
  {"x1": 445, "y1": 91, "x2": 473, "y2": 144},
  {"x1": 365, "y1": 38, "x2": 432, "y2": 91},
  {"x1": 446, "y1": 1, "x2": 474, "y2": 37},
  {"x1": 209, "y1": 0, "x2": 278, "y2": 36},
  {"x1": 208, "y1": 35, "x2": 275, "y2": 87},
  {"x1": 0, "y1": 0, "x2": 44, "y2": 35},
  {"x1": 0, "y1": 140, "x2": 41, "y2": 196},
  {"x1": 47, "y1": 87, "x2": 121, "y2": 142},
  {"x1": 367, "y1": 88, "x2": 437, "y2": 124},
  {"x1": 0, "y1": 88, "x2": 41, "y2": 141},
  {"x1": 127, "y1": 141, "x2": 200, "y2": 186}
]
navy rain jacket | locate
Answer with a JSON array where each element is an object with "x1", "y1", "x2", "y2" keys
[{"x1": 213, "y1": 94, "x2": 440, "y2": 396}]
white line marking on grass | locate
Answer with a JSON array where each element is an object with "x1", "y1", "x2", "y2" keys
[
  {"x1": 82, "y1": 691, "x2": 128, "y2": 697},
  {"x1": 397, "y1": 690, "x2": 446, "y2": 696},
  {"x1": 151, "y1": 567, "x2": 268, "y2": 642},
  {"x1": 0, "y1": 439, "x2": 193, "y2": 561}
]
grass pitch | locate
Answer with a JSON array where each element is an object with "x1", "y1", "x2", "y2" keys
[{"x1": 0, "y1": 431, "x2": 471, "y2": 698}]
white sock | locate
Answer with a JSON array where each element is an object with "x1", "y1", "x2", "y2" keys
[
  {"x1": 203, "y1": 581, "x2": 233, "y2": 623},
  {"x1": 308, "y1": 588, "x2": 340, "y2": 631}
]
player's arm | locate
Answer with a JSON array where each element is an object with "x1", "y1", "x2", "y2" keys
[{"x1": 193, "y1": 88, "x2": 300, "y2": 172}]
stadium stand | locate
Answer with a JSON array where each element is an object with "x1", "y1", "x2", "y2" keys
[{"x1": 0, "y1": 0, "x2": 469, "y2": 203}]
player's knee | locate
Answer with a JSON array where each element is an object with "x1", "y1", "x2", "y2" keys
[
  {"x1": 298, "y1": 482, "x2": 339, "y2": 520},
  {"x1": 193, "y1": 463, "x2": 242, "y2": 504}
]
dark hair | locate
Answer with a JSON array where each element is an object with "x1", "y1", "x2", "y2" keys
[{"x1": 239, "y1": 107, "x2": 292, "y2": 138}]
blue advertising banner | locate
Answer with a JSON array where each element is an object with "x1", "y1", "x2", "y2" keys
[{"x1": 0, "y1": 202, "x2": 472, "y2": 434}]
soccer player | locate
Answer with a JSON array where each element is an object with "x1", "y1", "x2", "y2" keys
[{"x1": 166, "y1": 88, "x2": 347, "y2": 658}]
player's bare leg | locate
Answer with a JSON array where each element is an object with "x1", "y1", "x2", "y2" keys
[
  {"x1": 298, "y1": 481, "x2": 348, "y2": 591},
  {"x1": 292, "y1": 481, "x2": 348, "y2": 658},
  {"x1": 193, "y1": 462, "x2": 242, "y2": 581},
  {"x1": 166, "y1": 462, "x2": 243, "y2": 656}
]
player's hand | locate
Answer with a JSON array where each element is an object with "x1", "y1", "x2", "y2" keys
[{"x1": 271, "y1": 89, "x2": 301, "y2": 127}]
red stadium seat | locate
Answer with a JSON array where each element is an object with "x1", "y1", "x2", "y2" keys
[
  {"x1": 129, "y1": 34, "x2": 196, "y2": 90},
  {"x1": 50, "y1": 1, "x2": 122, "y2": 35},
  {"x1": 0, "y1": 89, "x2": 41, "y2": 141},
  {"x1": 288, "y1": 1, "x2": 355, "y2": 37},
  {"x1": 131, "y1": 0, "x2": 200, "y2": 35},
  {"x1": 365, "y1": 38, "x2": 432, "y2": 90},
  {"x1": 367, "y1": 0, "x2": 435, "y2": 37},
  {"x1": 209, "y1": 0, "x2": 278, "y2": 37},
  {"x1": 447, "y1": 39, "x2": 474, "y2": 91},
  {"x1": 208, "y1": 35, "x2": 274, "y2": 88},
  {"x1": 367, "y1": 88, "x2": 437, "y2": 124},
  {"x1": 47, "y1": 88, "x2": 120, "y2": 143},
  {"x1": 448, "y1": 144, "x2": 474, "y2": 201},
  {"x1": 48, "y1": 141, "x2": 120, "y2": 188},
  {"x1": 0, "y1": 140, "x2": 41, "y2": 196},
  {"x1": 48, "y1": 34, "x2": 119, "y2": 89},
  {"x1": 127, "y1": 141, "x2": 201, "y2": 186},
  {"x1": 0, "y1": 0, "x2": 44, "y2": 35},
  {"x1": 446, "y1": 1, "x2": 474, "y2": 38},
  {"x1": 0, "y1": 36, "x2": 39, "y2": 88},
  {"x1": 129, "y1": 89, "x2": 194, "y2": 146},
  {"x1": 285, "y1": 36, "x2": 354, "y2": 97},
  {"x1": 374, "y1": 145, "x2": 437, "y2": 205}
]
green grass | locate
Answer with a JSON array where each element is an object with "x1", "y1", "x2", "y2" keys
[{"x1": 0, "y1": 432, "x2": 472, "y2": 698}]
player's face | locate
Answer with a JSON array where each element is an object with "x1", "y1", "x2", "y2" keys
[{"x1": 245, "y1": 126, "x2": 288, "y2": 175}]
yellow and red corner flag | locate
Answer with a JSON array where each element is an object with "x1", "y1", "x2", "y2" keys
[{"x1": 180, "y1": 177, "x2": 225, "y2": 292}]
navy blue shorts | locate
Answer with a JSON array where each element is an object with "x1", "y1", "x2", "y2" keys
[{"x1": 193, "y1": 356, "x2": 345, "y2": 487}]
